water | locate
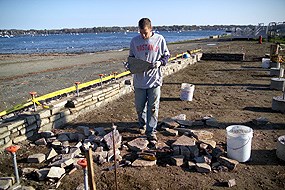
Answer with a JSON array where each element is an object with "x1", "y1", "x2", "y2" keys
[{"x1": 0, "y1": 30, "x2": 225, "y2": 54}]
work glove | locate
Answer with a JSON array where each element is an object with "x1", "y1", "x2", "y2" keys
[{"x1": 149, "y1": 61, "x2": 162, "y2": 69}]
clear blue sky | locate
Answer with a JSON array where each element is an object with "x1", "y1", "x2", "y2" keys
[{"x1": 0, "y1": 0, "x2": 284, "y2": 30}]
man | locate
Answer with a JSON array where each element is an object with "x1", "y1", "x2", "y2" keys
[{"x1": 129, "y1": 18, "x2": 170, "y2": 142}]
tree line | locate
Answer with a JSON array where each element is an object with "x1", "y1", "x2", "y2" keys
[{"x1": 0, "y1": 25, "x2": 257, "y2": 36}]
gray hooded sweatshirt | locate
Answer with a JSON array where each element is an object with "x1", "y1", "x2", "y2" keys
[{"x1": 129, "y1": 32, "x2": 170, "y2": 89}]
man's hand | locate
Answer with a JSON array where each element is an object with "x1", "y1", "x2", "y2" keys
[{"x1": 149, "y1": 61, "x2": 162, "y2": 69}]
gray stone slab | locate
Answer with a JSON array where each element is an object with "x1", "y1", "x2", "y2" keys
[
  {"x1": 195, "y1": 163, "x2": 211, "y2": 173},
  {"x1": 34, "y1": 138, "x2": 47, "y2": 145},
  {"x1": 36, "y1": 168, "x2": 50, "y2": 181},
  {"x1": 171, "y1": 155, "x2": 184, "y2": 166},
  {"x1": 172, "y1": 135, "x2": 196, "y2": 147},
  {"x1": 200, "y1": 139, "x2": 216, "y2": 149},
  {"x1": 46, "y1": 148, "x2": 58, "y2": 160},
  {"x1": 76, "y1": 126, "x2": 91, "y2": 136},
  {"x1": 47, "y1": 167, "x2": 65, "y2": 179},
  {"x1": 164, "y1": 128, "x2": 178, "y2": 136},
  {"x1": 190, "y1": 130, "x2": 213, "y2": 140},
  {"x1": 50, "y1": 158, "x2": 74, "y2": 167},
  {"x1": 0, "y1": 177, "x2": 14, "y2": 190},
  {"x1": 194, "y1": 156, "x2": 211, "y2": 164},
  {"x1": 69, "y1": 147, "x2": 81, "y2": 158},
  {"x1": 132, "y1": 158, "x2": 156, "y2": 167},
  {"x1": 103, "y1": 129, "x2": 122, "y2": 150},
  {"x1": 218, "y1": 156, "x2": 239, "y2": 170},
  {"x1": 93, "y1": 127, "x2": 106, "y2": 136},
  {"x1": 27, "y1": 153, "x2": 46, "y2": 163},
  {"x1": 40, "y1": 131, "x2": 54, "y2": 138},
  {"x1": 188, "y1": 161, "x2": 196, "y2": 169},
  {"x1": 176, "y1": 120, "x2": 193, "y2": 127},
  {"x1": 162, "y1": 118, "x2": 180, "y2": 128},
  {"x1": 0, "y1": 180, "x2": 11, "y2": 190},
  {"x1": 205, "y1": 118, "x2": 219, "y2": 127},
  {"x1": 21, "y1": 168, "x2": 38, "y2": 177},
  {"x1": 128, "y1": 57, "x2": 150, "y2": 74},
  {"x1": 180, "y1": 146, "x2": 191, "y2": 160},
  {"x1": 172, "y1": 146, "x2": 180, "y2": 155},
  {"x1": 127, "y1": 137, "x2": 149, "y2": 152}
]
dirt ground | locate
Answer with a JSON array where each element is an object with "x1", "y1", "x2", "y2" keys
[{"x1": 1, "y1": 40, "x2": 285, "y2": 190}]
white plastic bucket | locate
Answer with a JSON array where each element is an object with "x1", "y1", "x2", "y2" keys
[
  {"x1": 261, "y1": 58, "x2": 270, "y2": 69},
  {"x1": 226, "y1": 125, "x2": 253, "y2": 162},
  {"x1": 180, "y1": 83, "x2": 195, "y2": 101}
]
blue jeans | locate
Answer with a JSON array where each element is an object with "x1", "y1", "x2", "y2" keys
[{"x1": 135, "y1": 86, "x2": 161, "y2": 136}]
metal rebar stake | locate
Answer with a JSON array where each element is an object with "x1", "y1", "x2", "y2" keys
[
  {"x1": 77, "y1": 159, "x2": 88, "y2": 190},
  {"x1": 6, "y1": 145, "x2": 20, "y2": 184},
  {"x1": 12, "y1": 152, "x2": 20, "y2": 184},
  {"x1": 83, "y1": 168, "x2": 88, "y2": 190},
  {"x1": 112, "y1": 124, "x2": 118, "y2": 190}
]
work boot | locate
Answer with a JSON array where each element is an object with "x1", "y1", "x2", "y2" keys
[
  {"x1": 139, "y1": 125, "x2": 146, "y2": 135},
  {"x1": 147, "y1": 133, "x2": 158, "y2": 149},
  {"x1": 147, "y1": 133, "x2": 157, "y2": 142}
]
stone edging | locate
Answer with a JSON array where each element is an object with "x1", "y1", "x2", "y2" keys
[{"x1": 0, "y1": 53, "x2": 202, "y2": 151}]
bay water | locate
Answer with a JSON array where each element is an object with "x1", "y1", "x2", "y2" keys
[{"x1": 0, "y1": 30, "x2": 225, "y2": 54}]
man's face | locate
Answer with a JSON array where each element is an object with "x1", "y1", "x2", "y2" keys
[{"x1": 140, "y1": 26, "x2": 152, "y2": 39}]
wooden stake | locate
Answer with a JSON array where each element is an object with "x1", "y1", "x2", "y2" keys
[{"x1": 86, "y1": 148, "x2": 96, "y2": 190}]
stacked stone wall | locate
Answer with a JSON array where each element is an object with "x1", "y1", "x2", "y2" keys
[{"x1": 0, "y1": 53, "x2": 202, "y2": 150}]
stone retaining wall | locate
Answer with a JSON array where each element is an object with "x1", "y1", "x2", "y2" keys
[{"x1": 0, "y1": 53, "x2": 202, "y2": 151}]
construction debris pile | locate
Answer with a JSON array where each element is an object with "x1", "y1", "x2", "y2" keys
[{"x1": 4, "y1": 114, "x2": 244, "y2": 189}]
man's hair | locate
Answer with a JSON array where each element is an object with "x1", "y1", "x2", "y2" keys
[{"x1": 138, "y1": 18, "x2": 152, "y2": 29}]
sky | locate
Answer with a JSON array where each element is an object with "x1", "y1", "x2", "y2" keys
[{"x1": 0, "y1": 0, "x2": 284, "y2": 30}]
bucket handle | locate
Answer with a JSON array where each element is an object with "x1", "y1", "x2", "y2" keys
[{"x1": 227, "y1": 136, "x2": 251, "y2": 150}]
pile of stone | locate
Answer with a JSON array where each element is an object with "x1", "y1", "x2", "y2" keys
[
  {"x1": 158, "y1": 114, "x2": 239, "y2": 173},
  {"x1": 18, "y1": 125, "x2": 123, "y2": 188},
  {"x1": 125, "y1": 115, "x2": 239, "y2": 174},
  {"x1": 6, "y1": 114, "x2": 241, "y2": 189}
]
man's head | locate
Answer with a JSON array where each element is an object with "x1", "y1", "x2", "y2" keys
[{"x1": 138, "y1": 18, "x2": 152, "y2": 39}]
